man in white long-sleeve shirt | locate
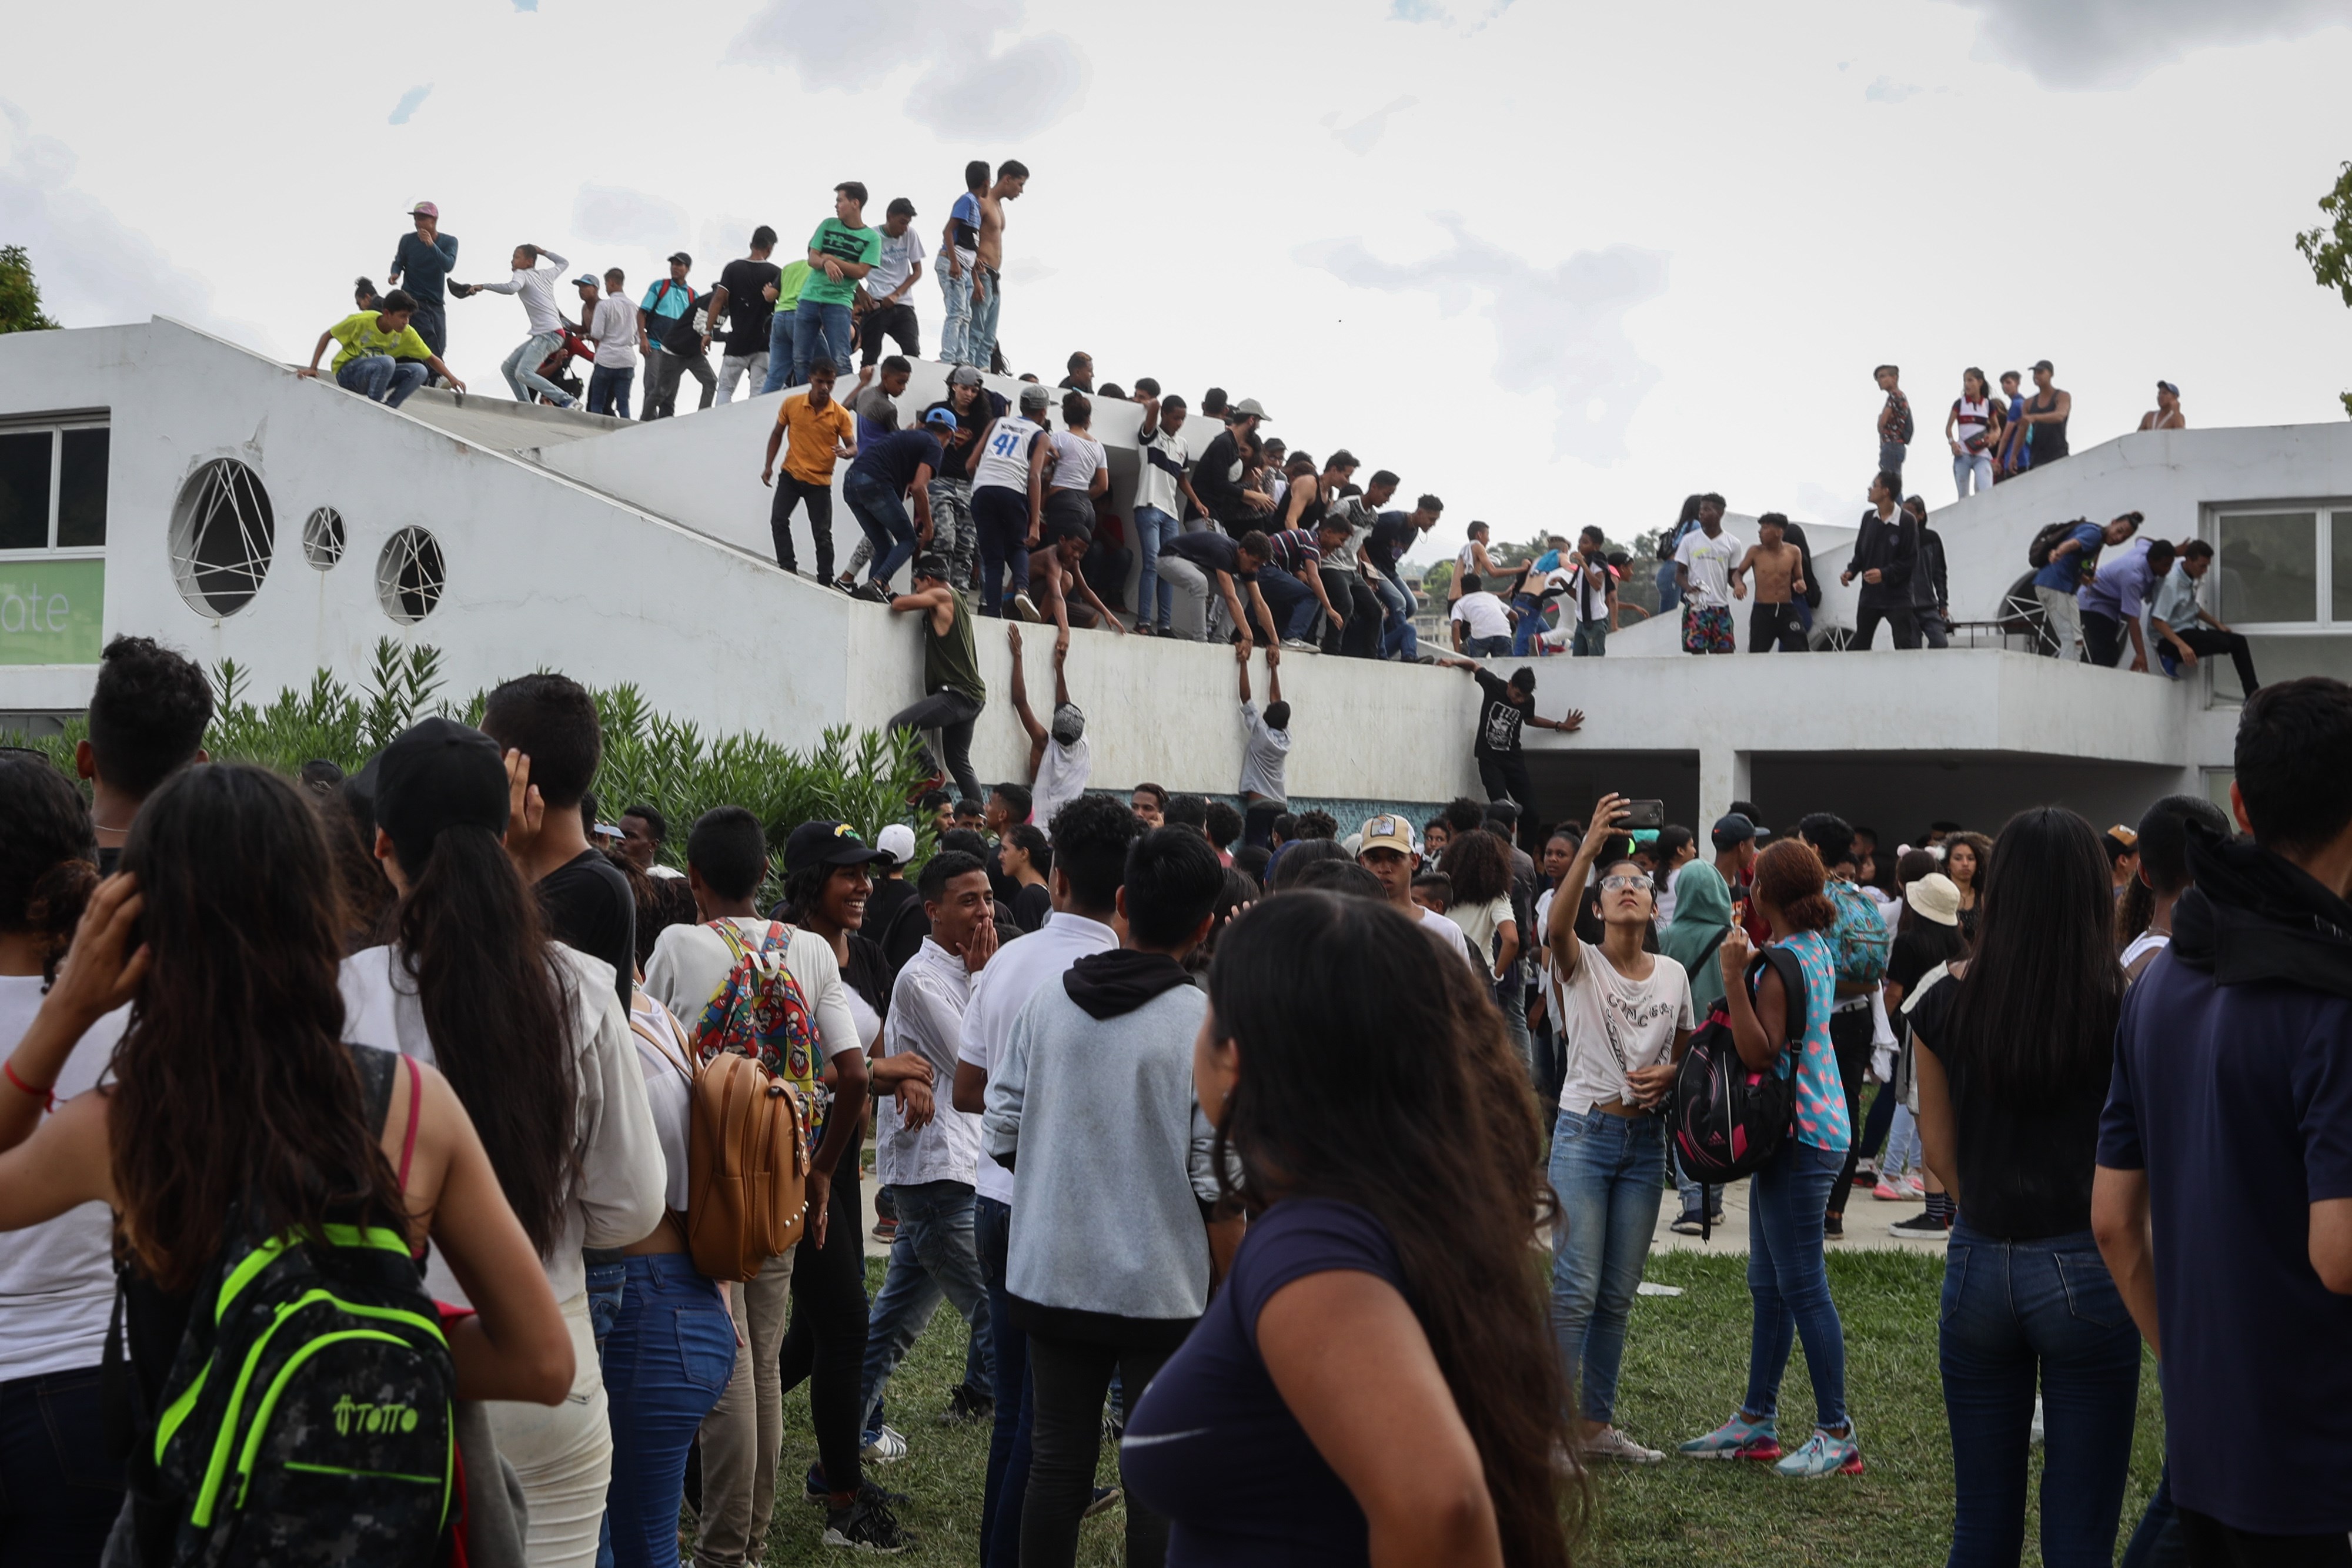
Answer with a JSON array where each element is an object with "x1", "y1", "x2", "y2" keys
[
  {"x1": 858, "y1": 848, "x2": 997, "y2": 1443},
  {"x1": 952, "y1": 793, "x2": 1135, "y2": 1566},
  {"x1": 463, "y1": 241, "x2": 577, "y2": 407}
]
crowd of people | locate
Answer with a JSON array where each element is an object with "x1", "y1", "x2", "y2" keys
[{"x1": 2, "y1": 633, "x2": 2347, "y2": 1568}]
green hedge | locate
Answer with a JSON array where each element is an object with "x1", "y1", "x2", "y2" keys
[{"x1": 3, "y1": 638, "x2": 936, "y2": 872}]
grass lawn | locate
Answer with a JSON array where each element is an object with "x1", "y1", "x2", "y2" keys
[{"x1": 751, "y1": 1251, "x2": 2164, "y2": 1565}]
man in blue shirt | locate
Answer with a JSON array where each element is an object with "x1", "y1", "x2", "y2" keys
[
  {"x1": 2095, "y1": 676, "x2": 2352, "y2": 1561},
  {"x1": 2079, "y1": 536, "x2": 2174, "y2": 672},
  {"x1": 2149, "y1": 539, "x2": 2263, "y2": 694},
  {"x1": 846, "y1": 409, "x2": 950, "y2": 595},
  {"x1": 2033, "y1": 512, "x2": 2138, "y2": 663},
  {"x1": 639, "y1": 253, "x2": 716, "y2": 420},
  {"x1": 386, "y1": 201, "x2": 457, "y2": 361}
]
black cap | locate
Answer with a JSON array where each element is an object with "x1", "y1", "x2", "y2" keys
[
  {"x1": 361, "y1": 717, "x2": 509, "y2": 862},
  {"x1": 667, "y1": 251, "x2": 692, "y2": 266},
  {"x1": 911, "y1": 552, "x2": 950, "y2": 582},
  {"x1": 1711, "y1": 813, "x2": 1758, "y2": 850},
  {"x1": 784, "y1": 820, "x2": 890, "y2": 877}
]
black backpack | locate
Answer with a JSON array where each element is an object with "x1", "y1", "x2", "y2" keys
[
  {"x1": 1668, "y1": 947, "x2": 1810, "y2": 1221},
  {"x1": 2026, "y1": 519, "x2": 2082, "y2": 570}
]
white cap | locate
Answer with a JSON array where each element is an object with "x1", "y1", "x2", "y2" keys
[{"x1": 877, "y1": 824, "x2": 918, "y2": 866}]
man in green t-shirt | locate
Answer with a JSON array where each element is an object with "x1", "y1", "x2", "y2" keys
[
  {"x1": 297, "y1": 289, "x2": 466, "y2": 408},
  {"x1": 790, "y1": 182, "x2": 880, "y2": 388}
]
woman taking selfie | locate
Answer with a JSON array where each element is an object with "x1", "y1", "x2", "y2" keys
[
  {"x1": 1681, "y1": 837, "x2": 1862, "y2": 1478},
  {"x1": 341, "y1": 718, "x2": 666, "y2": 1567},
  {"x1": 1124, "y1": 890, "x2": 1576, "y2": 1567},
  {"x1": 0, "y1": 763, "x2": 572, "y2": 1565},
  {"x1": 1910, "y1": 808, "x2": 2137, "y2": 1565},
  {"x1": 1544, "y1": 795, "x2": 1694, "y2": 1463}
]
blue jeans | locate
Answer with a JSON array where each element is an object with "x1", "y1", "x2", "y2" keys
[
  {"x1": 2120, "y1": 1467, "x2": 2187, "y2": 1568},
  {"x1": 1255, "y1": 564, "x2": 1318, "y2": 642},
  {"x1": 584, "y1": 365, "x2": 633, "y2": 418},
  {"x1": 791, "y1": 297, "x2": 854, "y2": 386},
  {"x1": 977, "y1": 1195, "x2": 1031, "y2": 1568},
  {"x1": 859, "y1": 1181, "x2": 993, "y2": 1433},
  {"x1": 1655, "y1": 559, "x2": 1682, "y2": 613},
  {"x1": 0, "y1": 1368, "x2": 122, "y2": 1567},
  {"x1": 1134, "y1": 504, "x2": 1177, "y2": 630},
  {"x1": 939, "y1": 262, "x2": 977, "y2": 365},
  {"x1": 1741, "y1": 1139, "x2": 1849, "y2": 1432},
  {"x1": 845, "y1": 474, "x2": 919, "y2": 586},
  {"x1": 585, "y1": 1255, "x2": 627, "y2": 1568},
  {"x1": 1572, "y1": 619, "x2": 1608, "y2": 656},
  {"x1": 1548, "y1": 1108, "x2": 1667, "y2": 1423},
  {"x1": 1375, "y1": 575, "x2": 1419, "y2": 659},
  {"x1": 1940, "y1": 1224, "x2": 2141, "y2": 1568},
  {"x1": 967, "y1": 268, "x2": 1002, "y2": 375},
  {"x1": 1510, "y1": 596, "x2": 1549, "y2": 656},
  {"x1": 500, "y1": 330, "x2": 570, "y2": 404},
  {"x1": 760, "y1": 310, "x2": 798, "y2": 394},
  {"x1": 1462, "y1": 633, "x2": 1511, "y2": 658},
  {"x1": 336, "y1": 355, "x2": 429, "y2": 408},
  {"x1": 602, "y1": 1253, "x2": 735, "y2": 1568}
]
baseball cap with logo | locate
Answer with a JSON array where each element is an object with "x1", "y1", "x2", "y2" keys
[
  {"x1": 1358, "y1": 815, "x2": 1414, "y2": 856},
  {"x1": 783, "y1": 820, "x2": 889, "y2": 877},
  {"x1": 409, "y1": 201, "x2": 439, "y2": 219}
]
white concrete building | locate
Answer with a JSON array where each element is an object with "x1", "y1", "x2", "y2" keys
[{"x1": 1, "y1": 317, "x2": 2340, "y2": 839}]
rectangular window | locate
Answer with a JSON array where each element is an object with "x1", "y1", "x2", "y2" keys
[
  {"x1": 0, "y1": 431, "x2": 52, "y2": 551},
  {"x1": 56, "y1": 429, "x2": 108, "y2": 547},
  {"x1": 2214, "y1": 511, "x2": 2317, "y2": 625},
  {"x1": 0, "y1": 421, "x2": 108, "y2": 551}
]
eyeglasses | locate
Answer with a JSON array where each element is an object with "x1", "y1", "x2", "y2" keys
[{"x1": 1599, "y1": 874, "x2": 1651, "y2": 893}]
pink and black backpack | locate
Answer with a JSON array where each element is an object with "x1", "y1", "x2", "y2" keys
[{"x1": 1668, "y1": 946, "x2": 1809, "y2": 1202}]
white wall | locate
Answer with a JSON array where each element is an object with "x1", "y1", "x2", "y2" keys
[{"x1": 0, "y1": 320, "x2": 2302, "y2": 830}]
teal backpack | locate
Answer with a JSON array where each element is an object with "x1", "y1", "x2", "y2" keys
[
  {"x1": 137, "y1": 1053, "x2": 457, "y2": 1567},
  {"x1": 1823, "y1": 878, "x2": 1892, "y2": 987}
]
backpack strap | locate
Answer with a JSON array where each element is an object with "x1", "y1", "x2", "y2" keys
[
  {"x1": 1747, "y1": 946, "x2": 1810, "y2": 1055},
  {"x1": 396, "y1": 1055, "x2": 422, "y2": 1192}
]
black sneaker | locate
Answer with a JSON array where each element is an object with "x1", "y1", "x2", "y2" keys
[
  {"x1": 939, "y1": 1382, "x2": 994, "y2": 1426},
  {"x1": 1823, "y1": 1213, "x2": 1845, "y2": 1239},
  {"x1": 1891, "y1": 1211, "x2": 1951, "y2": 1240},
  {"x1": 822, "y1": 1493, "x2": 914, "y2": 1553}
]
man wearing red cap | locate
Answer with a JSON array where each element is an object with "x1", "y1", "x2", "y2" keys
[{"x1": 387, "y1": 201, "x2": 458, "y2": 367}]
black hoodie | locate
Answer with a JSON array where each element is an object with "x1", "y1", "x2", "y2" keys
[
  {"x1": 1063, "y1": 949, "x2": 1197, "y2": 1019},
  {"x1": 2170, "y1": 823, "x2": 2352, "y2": 1001}
]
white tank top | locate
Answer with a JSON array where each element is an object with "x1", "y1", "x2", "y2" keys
[
  {"x1": 1953, "y1": 396, "x2": 1990, "y2": 450},
  {"x1": 973, "y1": 415, "x2": 1044, "y2": 493}
]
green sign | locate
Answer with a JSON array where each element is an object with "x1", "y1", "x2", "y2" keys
[{"x1": 0, "y1": 559, "x2": 105, "y2": 665}]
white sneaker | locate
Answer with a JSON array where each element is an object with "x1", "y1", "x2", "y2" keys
[
  {"x1": 859, "y1": 1424, "x2": 908, "y2": 1465},
  {"x1": 1582, "y1": 1425, "x2": 1665, "y2": 1465},
  {"x1": 1280, "y1": 638, "x2": 1320, "y2": 652}
]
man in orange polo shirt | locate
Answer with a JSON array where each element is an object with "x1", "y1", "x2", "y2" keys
[{"x1": 760, "y1": 356, "x2": 857, "y2": 580}]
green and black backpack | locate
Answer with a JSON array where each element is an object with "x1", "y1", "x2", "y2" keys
[{"x1": 124, "y1": 1051, "x2": 458, "y2": 1567}]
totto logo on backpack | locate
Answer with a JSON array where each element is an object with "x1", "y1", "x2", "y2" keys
[
  {"x1": 2027, "y1": 519, "x2": 2087, "y2": 570},
  {"x1": 1669, "y1": 947, "x2": 1810, "y2": 1229},
  {"x1": 142, "y1": 1218, "x2": 456, "y2": 1566},
  {"x1": 684, "y1": 920, "x2": 818, "y2": 1281}
]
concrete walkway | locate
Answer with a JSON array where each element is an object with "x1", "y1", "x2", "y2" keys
[{"x1": 1648, "y1": 1174, "x2": 1947, "y2": 1255}]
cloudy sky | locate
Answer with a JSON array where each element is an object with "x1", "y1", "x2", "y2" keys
[{"x1": 6, "y1": 0, "x2": 2352, "y2": 558}]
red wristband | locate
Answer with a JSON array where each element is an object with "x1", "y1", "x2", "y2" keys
[{"x1": 4, "y1": 1058, "x2": 56, "y2": 1109}]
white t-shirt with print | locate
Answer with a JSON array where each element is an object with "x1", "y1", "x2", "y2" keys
[
  {"x1": 1675, "y1": 527, "x2": 1746, "y2": 609},
  {"x1": 1550, "y1": 944, "x2": 1695, "y2": 1115}
]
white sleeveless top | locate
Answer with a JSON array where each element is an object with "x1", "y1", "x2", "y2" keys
[
  {"x1": 973, "y1": 416, "x2": 1044, "y2": 493},
  {"x1": 1953, "y1": 396, "x2": 1991, "y2": 450}
]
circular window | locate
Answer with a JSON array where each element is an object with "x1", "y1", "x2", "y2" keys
[
  {"x1": 303, "y1": 507, "x2": 345, "y2": 570},
  {"x1": 168, "y1": 459, "x2": 275, "y2": 617},
  {"x1": 376, "y1": 526, "x2": 446, "y2": 623}
]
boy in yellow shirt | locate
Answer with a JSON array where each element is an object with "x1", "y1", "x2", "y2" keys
[
  {"x1": 299, "y1": 289, "x2": 465, "y2": 407},
  {"x1": 760, "y1": 357, "x2": 856, "y2": 580}
]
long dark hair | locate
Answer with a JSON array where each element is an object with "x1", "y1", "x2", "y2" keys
[
  {"x1": 389, "y1": 821, "x2": 578, "y2": 1258},
  {"x1": 1439, "y1": 827, "x2": 1512, "y2": 907},
  {"x1": 1208, "y1": 894, "x2": 1575, "y2": 1567},
  {"x1": 1942, "y1": 808, "x2": 2122, "y2": 1099},
  {"x1": 0, "y1": 755, "x2": 99, "y2": 985},
  {"x1": 109, "y1": 765, "x2": 408, "y2": 1291}
]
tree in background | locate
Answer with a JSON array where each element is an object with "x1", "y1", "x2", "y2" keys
[
  {"x1": 0, "y1": 246, "x2": 60, "y2": 334},
  {"x1": 2293, "y1": 161, "x2": 2352, "y2": 417}
]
